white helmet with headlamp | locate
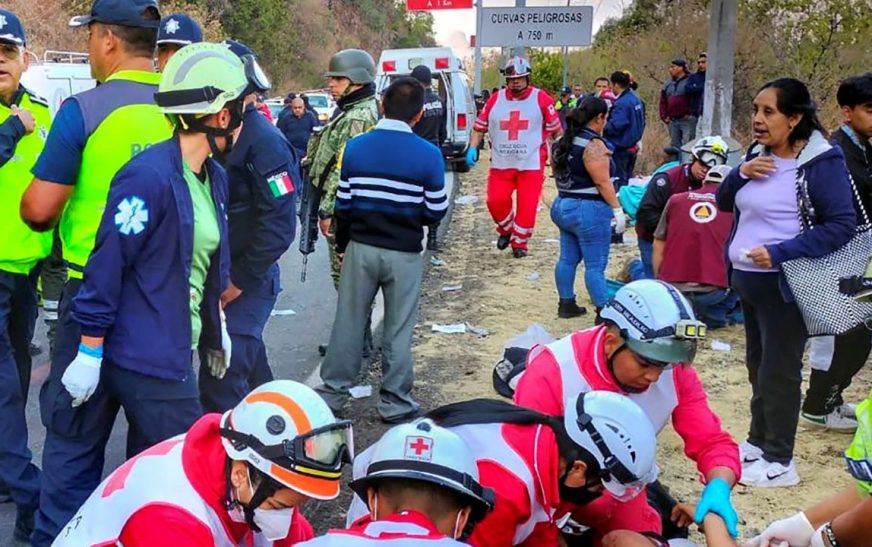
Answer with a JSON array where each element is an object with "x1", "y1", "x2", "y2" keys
[
  {"x1": 691, "y1": 136, "x2": 729, "y2": 167},
  {"x1": 600, "y1": 280, "x2": 706, "y2": 366}
]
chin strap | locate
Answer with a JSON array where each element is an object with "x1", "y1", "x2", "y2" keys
[
  {"x1": 224, "y1": 461, "x2": 279, "y2": 533},
  {"x1": 605, "y1": 343, "x2": 644, "y2": 394},
  {"x1": 181, "y1": 101, "x2": 245, "y2": 163}
]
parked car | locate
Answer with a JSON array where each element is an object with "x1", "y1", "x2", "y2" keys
[
  {"x1": 300, "y1": 91, "x2": 335, "y2": 125},
  {"x1": 376, "y1": 47, "x2": 475, "y2": 172}
]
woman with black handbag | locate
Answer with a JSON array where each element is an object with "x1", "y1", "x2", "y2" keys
[{"x1": 716, "y1": 78, "x2": 857, "y2": 488}]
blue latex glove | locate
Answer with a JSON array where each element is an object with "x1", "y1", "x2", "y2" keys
[
  {"x1": 465, "y1": 146, "x2": 478, "y2": 167},
  {"x1": 694, "y1": 478, "x2": 739, "y2": 538}
]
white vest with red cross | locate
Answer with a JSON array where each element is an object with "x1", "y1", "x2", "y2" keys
[
  {"x1": 53, "y1": 436, "x2": 241, "y2": 547},
  {"x1": 300, "y1": 512, "x2": 467, "y2": 546},
  {"x1": 488, "y1": 90, "x2": 545, "y2": 171}
]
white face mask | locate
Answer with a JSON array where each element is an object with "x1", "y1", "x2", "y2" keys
[
  {"x1": 453, "y1": 510, "x2": 463, "y2": 540},
  {"x1": 253, "y1": 506, "x2": 295, "y2": 541}
]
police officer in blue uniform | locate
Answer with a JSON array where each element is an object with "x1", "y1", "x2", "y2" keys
[
  {"x1": 198, "y1": 39, "x2": 298, "y2": 413},
  {"x1": 155, "y1": 12, "x2": 203, "y2": 71}
]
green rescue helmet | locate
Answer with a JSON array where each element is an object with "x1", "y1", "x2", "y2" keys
[
  {"x1": 326, "y1": 49, "x2": 376, "y2": 85},
  {"x1": 155, "y1": 42, "x2": 249, "y2": 116}
]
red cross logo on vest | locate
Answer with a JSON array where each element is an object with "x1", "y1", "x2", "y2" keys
[
  {"x1": 499, "y1": 110, "x2": 530, "y2": 141},
  {"x1": 404, "y1": 435, "x2": 434, "y2": 461}
]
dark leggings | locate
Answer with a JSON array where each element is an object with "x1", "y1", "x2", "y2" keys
[{"x1": 802, "y1": 325, "x2": 872, "y2": 415}]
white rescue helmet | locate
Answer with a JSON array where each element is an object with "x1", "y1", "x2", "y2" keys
[
  {"x1": 349, "y1": 419, "x2": 494, "y2": 523},
  {"x1": 703, "y1": 164, "x2": 732, "y2": 184},
  {"x1": 503, "y1": 56, "x2": 532, "y2": 79},
  {"x1": 599, "y1": 280, "x2": 706, "y2": 365},
  {"x1": 220, "y1": 380, "x2": 353, "y2": 500},
  {"x1": 691, "y1": 136, "x2": 729, "y2": 167},
  {"x1": 564, "y1": 391, "x2": 657, "y2": 501}
]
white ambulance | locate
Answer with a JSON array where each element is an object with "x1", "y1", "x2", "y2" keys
[
  {"x1": 21, "y1": 51, "x2": 96, "y2": 117},
  {"x1": 376, "y1": 47, "x2": 475, "y2": 172}
]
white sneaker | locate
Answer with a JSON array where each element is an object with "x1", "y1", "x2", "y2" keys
[
  {"x1": 739, "y1": 441, "x2": 763, "y2": 464},
  {"x1": 800, "y1": 409, "x2": 858, "y2": 432},
  {"x1": 837, "y1": 403, "x2": 858, "y2": 418},
  {"x1": 740, "y1": 459, "x2": 800, "y2": 488}
]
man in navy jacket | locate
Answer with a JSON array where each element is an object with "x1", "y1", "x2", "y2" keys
[{"x1": 605, "y1": 71, "x2": 646, "y2": 187}]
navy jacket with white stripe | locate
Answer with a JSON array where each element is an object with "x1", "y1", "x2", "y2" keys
[{"x1": 335, "y1": 118, "x2": 447, "y2": 253}]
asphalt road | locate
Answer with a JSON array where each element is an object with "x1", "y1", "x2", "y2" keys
[{"x1": 0, "y1": 170, "x2": 455, "y2": 544}]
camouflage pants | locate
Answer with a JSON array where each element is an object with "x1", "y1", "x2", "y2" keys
[{"x1": 327, "y1": 233, "x2": 342, "y2": 290}]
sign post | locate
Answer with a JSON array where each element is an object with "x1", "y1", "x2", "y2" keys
[
  {"x1": 479, "y1": 6, "x2": 594, "y2": 47},
  {"x1": 473, "y1": 0, "x2": 483, "y2": 95},
  {"x1": 406, "y1": 0, "x2": 473, "y2": 10}
]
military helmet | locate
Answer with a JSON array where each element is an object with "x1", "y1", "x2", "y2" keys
[{"x1": 326, "y1": 49, "x2": 376, "y2": 85}]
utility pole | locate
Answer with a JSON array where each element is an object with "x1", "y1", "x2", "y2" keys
[
  {"x1": 512, "y1": 0, "x2": 526, "y2": 57},
  {"x1": 562, "y1": 0, "x2": 571, "y2": 88},
  {"x1": 699, "y1": 0, "x2": 737, "y2": 139},
  {"x1": 473, "y1": 0, "x2": 483, "y2": 95}
]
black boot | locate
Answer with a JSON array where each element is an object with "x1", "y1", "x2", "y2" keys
[
  {"x1": 496, "y1": 234, "x2": 511, "y2": 250},
  {"x1": 512, "y1": 248, "x2": 528, "y2": 258},
  {"x1": 558, "y1": 299, "x2": 587, "y2": 318},
  {"x1": 13, "y1": 505, "x2": 35, "y2": 543},
  {"x1": 427, "y1": 225, "x2": 439, "y2": 251}
]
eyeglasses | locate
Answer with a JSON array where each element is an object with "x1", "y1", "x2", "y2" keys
[{"x1": 0, "y1": 44, "x2": 22, "y2": 61}]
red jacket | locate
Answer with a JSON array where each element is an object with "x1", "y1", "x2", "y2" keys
[
  {"x1": 118, "y1": 414, "x2": 313, "y2": 546},
  {"x1": 658, "y1": 183, "x2": 733, "y2": 288},
  {"x1": 514, "y1": 326, "x2": 740, "y2": 480}
]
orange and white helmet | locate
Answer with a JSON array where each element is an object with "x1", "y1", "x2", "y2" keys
[{"x1": 219, "y1": 380, "x2": 353, "y2": 500}]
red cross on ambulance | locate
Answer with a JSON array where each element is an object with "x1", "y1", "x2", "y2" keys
[{"x1": 404, "y1": 435, "x2": 434, "y2": 461}]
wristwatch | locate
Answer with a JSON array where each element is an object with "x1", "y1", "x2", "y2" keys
[{"x1": 824, "y1": 522, "x2": 840, "y2": 547}]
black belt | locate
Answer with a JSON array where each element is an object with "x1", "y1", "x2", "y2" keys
[{"x1": 558, "y1": 191, "x2": 605, "y2": 202}]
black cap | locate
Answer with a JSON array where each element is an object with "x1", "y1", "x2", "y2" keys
[
  {"x1": 69, "y1": 0, "x2": 160, "y2": 29},
  {"x1": 156, "y1": 13, "x2": 203, "y2": 46},
  {"x1": 671, "y1": 58, "x2": 688, "y2": 68},
  {"x1": 221, "y1": 38, "x2": 255, "y2": 59},
  {"x1": 561, "y1": 86, "x2": 572, "y2": 95},
  {"x1": 410, "y1": 65, "x2": 432, "y2": 85},
  {"x1": 0, "y1": 9, "x2": 26, "y2": 47}
]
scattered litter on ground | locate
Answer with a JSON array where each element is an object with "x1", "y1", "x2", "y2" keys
[
  {"x1": 455, "y1": 195, "x2": 479, "y2": 205},
  {"x1": 432, "y1": 323, "x2": 467, "y2": 334},
  {"x1": 270, "y1": 309, "x2": 296, "y2": 316},
  {"x1": 348, "y1": 385, "x2": 372, "y2": 399},
  {"x1": 466, "y1": 323, "x2": 489, "y2": 337},
  {"x1": 441, "y1": 284, "x2": 463, "y2": 292},
  {"x1": 430, "y1": 322, "x2": 489, "y2": 336},
  {"x1": 526, "y1": 272, "x2": 541, "y2": 282},
  {"x1": 430, "y1": 256, "x2": 446, "y2": 266},
  {"x1": 710, "y1": 340, "x2": 732, "y2": 352}
]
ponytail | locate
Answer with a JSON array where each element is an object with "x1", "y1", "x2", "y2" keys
[{"x1": 552, "y1": 96, "x2": 609, "y2": 173}]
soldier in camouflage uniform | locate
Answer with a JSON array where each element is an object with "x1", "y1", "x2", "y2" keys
[
  {"x1": 306, "y1": 48, "x2": 379, "y2": 357},
  {"x1": 307, "y1": 48, "x2": 379, "y2": 287}
]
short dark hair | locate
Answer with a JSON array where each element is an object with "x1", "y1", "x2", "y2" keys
[
  {"x1": 382, "y1": 76, "x2": 425, "y2": 123},
  {"x1": 698, "y1": 52, "x2": 708, "y2": 60},
  {"x1": 837, "y1": 73, "x2": 872, "y2": 108},
  {"x1": 610, "y1": 71, "x2": 630, "y2": 89},
  {"x1": 101, "y1": 7, "x2": 159, "y2": 58},
  {"x1": 373, "y1": 477, "x2": 468, "y2": 521},
  {"x1": 757, "y1": 77, "x2": 828, "y2": 145},
  {"x1": 594, "y1": 76, "x2": 609, "y2": 87}
]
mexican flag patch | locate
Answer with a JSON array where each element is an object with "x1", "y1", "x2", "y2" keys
[{"x1": 267, "y1": 171, "x2": 294, "y2": 198}]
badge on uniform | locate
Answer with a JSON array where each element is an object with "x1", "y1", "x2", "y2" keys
[
  {"x1": 267, "y1": 171, "x2": 294, "y2": 198},
  {"x1": 404, "y1": 435, "x2": 434, "y2": 462},
  {"x1": 115, "y1": 196, "x2": 149, "y2": 235}
]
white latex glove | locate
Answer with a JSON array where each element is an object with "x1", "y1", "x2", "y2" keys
[
  {"x1": 206, "y1": 311, "x2": 232, "y2": 379},
  {"x1": 62, "y1": 347, "x2": 102, "y2": 407},
  {"x1": 612, "y1": 207, "x2": 627, "y2": 234},
  {"x1": 809, "y1": 525, "x2": 827, "y2": 547},
  {"x1": 744, "y1": 512, "x2": 814, "y2": 547}
]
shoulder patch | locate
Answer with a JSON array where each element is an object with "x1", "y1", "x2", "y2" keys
[
  {"x1": 22, "y1": 87, "x2": 49, "y2": 108},
  {"x1": 115, "y1": 196, "x2": 149, "y2": 235}
]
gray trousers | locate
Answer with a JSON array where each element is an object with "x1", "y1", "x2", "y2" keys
[
  {"x1": 316, "y1": 241, "x2": 423, "y2": 420},
  {"x1": 669, "y1": 116, "x2": 696, "y2": 150}
]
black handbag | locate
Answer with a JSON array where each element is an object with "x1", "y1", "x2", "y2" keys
[{"x1": 781, "y1": 169, "x2": 872, "y2": 335}]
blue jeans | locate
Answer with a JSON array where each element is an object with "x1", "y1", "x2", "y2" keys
[
  {"x1": 638, "y1": 238, "x2": 655, "y2": 279},
  {"x1": 551, "y1": 197, "x2": 612, "y2": 307},
  {"x1": 683, "y1": 289, "x2": 741, "y2": 329}
]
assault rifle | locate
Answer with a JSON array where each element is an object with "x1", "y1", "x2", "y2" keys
[{"x1": 298, "y1": 155, "x2": 337, "y2": 282}]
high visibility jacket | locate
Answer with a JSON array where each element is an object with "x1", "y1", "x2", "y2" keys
[
  {"x1": 845, "y1": 389, "x2": 872, "y2": 495},
  {"x1": 348, "y1": 423, "x2": 561, "y2": 546},
  {"x1": 300, "y1": 511, "x2": 467, "y2": 546},
  {"x1": 0, "y1": 87, "x2": 52, "y2": 273},
  {"x1": 58, "y1": 70, "x2": 171, "y2": 278},
  {"x1": 53, "y1": 414, "x2": 313, "y2": 547},
  {"x1": 514, "y1": 326, "x2": 740, "y2": 479}
]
